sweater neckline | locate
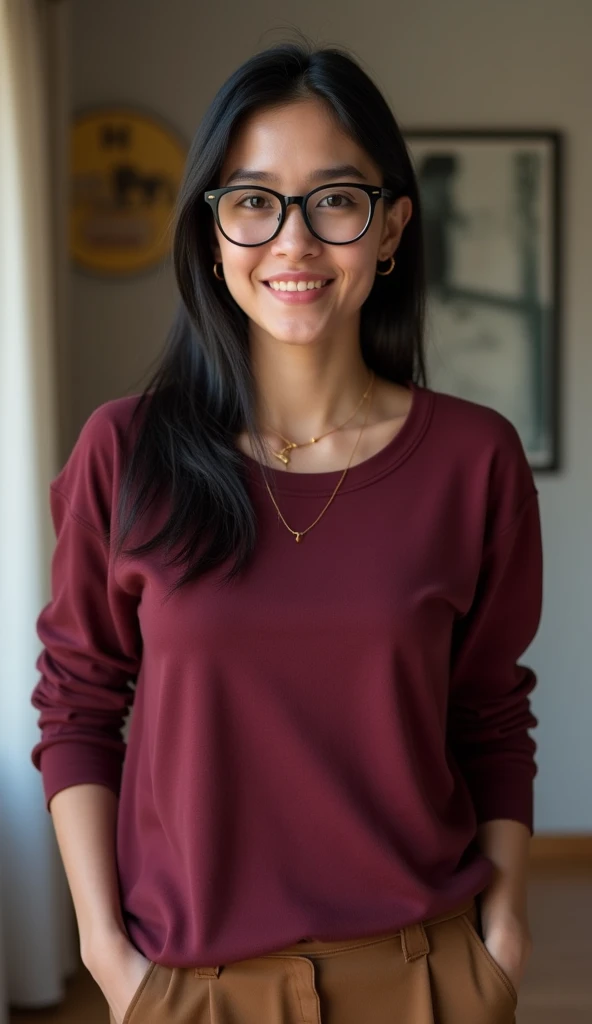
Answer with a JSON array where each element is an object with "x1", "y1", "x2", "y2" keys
[{"x1": 240, "y1": 381, "x2": 434, "y2": 496}]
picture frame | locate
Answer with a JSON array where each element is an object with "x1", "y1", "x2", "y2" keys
[
  {"x1": 70, "y1": 105, "x2": 188, "y2": 278},
  {"x1": 404, "y1": 129, "x2": 562, "y2": 471}
]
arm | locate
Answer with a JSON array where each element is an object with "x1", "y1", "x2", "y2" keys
[
  {"x1": 31, "y1": 479, "x2": 142, "y2": 807},
  {"x1": 31, "y1": 478, "x2": 140, "y2": 924},
  {"x1": 448, "y1": 489, "x2": 543, "y2": 990},
  {"x1": 448, "y1": 491, "x2": 542, "y2": 834},
  {"x1": 30, "y1": 408, "x2": 151, "y2": 1019},
  {"x1": 48, "y1": 784, "x2": 125, "y2": 955}
]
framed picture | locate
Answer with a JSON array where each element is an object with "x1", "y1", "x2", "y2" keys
[
  {"x1": 70, "y1": 105, "x2": 188, "y2": 277},
  {"x1": 405, "y1": 129, "x2": 562, "y2": 470}
]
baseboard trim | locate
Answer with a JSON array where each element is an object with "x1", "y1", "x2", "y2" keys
[{"x1": 530, "y1": 834, "x2": 592, "y2": 864}]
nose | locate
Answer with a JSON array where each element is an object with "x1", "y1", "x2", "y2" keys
[{"x1": 269, "y1": 200, "x2": 321, "y2": 260}]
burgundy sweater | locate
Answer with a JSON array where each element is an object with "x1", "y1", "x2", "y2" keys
[{"x1": 31, "y1": 383, "x2": 542, "y2": 967}]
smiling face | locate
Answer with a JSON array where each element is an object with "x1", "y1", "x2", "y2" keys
[{"x1": 212, "y1": 97, "x2": 412, "y2": 350}]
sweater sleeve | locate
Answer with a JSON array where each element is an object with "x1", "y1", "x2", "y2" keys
[
  {"x1": 30, "y1": 406, "x2": 143, "y2": 810},
  {"x1": 448, "y1": 489, "x2": 543, "y2": 834}
]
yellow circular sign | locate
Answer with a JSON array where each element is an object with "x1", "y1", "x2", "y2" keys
[{"x1": 70, "y1": 108, "x2": 187, "y2": 274}]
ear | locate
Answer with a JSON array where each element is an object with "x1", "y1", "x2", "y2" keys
[{"x1": 378, "y1": 196, "x2": 413, "y2": 262}]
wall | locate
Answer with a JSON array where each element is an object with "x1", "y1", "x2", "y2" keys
[{"x1": 70, "y1": 0, "x2": 592, "y2": 832}]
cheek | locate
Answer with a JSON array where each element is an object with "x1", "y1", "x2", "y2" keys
[
  {"x1": 219, "y1": 249, "x2": 261, "y2": 302},
  {"x1": 340, "y1": 230, "x2": 380, "y2": 275},
  {"x1": 338, "y1": 247, "x2": 378, "y2": 303}
]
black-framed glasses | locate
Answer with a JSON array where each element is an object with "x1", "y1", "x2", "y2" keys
[{"x1": 203, "y1": 183, "x2": 397, "y2": 246}]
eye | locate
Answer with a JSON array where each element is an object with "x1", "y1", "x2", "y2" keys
[
  {"x1": 235, "y1": 193, "x2": 272, "y2": 210},
  {"x1": 316, "y1": 192, "x2": 355, "y2": 208}
]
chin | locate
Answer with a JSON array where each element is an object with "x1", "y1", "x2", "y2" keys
[
  {"x1": 269, "y1": 327, "x2": 328, "y2": 346},
  {"x1": 264, "y1": 314, "x2": 332, "y2": 343}
]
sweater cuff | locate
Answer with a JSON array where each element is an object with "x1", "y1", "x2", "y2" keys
[
  {"x1": 470, "y1": 768, "x2": 535, "y2": 835},
  {"x1": 37, "y1": 742, "x2": 124, "y2": 811}
]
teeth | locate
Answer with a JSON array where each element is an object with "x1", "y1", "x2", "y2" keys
[{"x1": 268, "y1": 279, "x2": 328, "y2": 291}]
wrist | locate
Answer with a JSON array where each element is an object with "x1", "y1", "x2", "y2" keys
[
  {"x1": 477, "y1": 884, "x2": 528, "y2": 937},
  {"x1": 80, "y1": 919, "x2": 129, "y2": 969}
]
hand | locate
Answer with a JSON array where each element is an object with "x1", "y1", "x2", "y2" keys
[
  {"x1": 82, "y1": 929, "x2": 152, "y2": 1024},
  {"x1": 482, "y1": 914, "x2": 533, "y2": 995}
]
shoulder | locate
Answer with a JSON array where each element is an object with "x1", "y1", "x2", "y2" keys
[
  {"x1": 50, "y1": 393, "x2": 151, "y2": 529},
  {"x1": 74, "y1": 393, "x2": 148, "y2": 451},
  {"x1": 427, "y1": 387, "x2": 523, "y2": 452},
  {"x1": 426, "y1": 387, "x2": 531, "y2": 468},
  {"x1": 422, "y1": 386, "x2": 538, "y2": 532}
]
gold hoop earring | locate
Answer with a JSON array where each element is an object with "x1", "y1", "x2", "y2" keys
[
  {"x1": 376, "y1": 255, "x2": 396, "y2": 276},
  {"x1": 213, "y1": 262, "x2": 224, "y2": 281}
]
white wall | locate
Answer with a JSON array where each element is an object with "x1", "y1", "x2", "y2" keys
[{"x1": 71, "y1": 0, "x2": 592, "y2": 832}]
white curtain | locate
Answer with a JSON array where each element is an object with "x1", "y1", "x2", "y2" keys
[{"x1": 0, "y1": 0, "x2": 77, "y2": 1014}]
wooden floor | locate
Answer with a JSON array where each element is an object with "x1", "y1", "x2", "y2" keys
[{"x1": 9, "y1": 865, "x2": 592, "y2": 1023}]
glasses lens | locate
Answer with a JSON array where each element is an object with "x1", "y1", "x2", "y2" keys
[
  {"x1": 306, "y1": 187, "x2": 371, "y2": 243},
  {"x1": 218, "y1": 188, "x2": 282, "y2": 245}
]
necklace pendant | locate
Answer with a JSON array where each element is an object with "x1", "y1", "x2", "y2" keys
[
  {"x1": 294, "y1": 532, "x2": 302, "y2": 543},
  {"x1": 273, "y1": 442, "x2": 297, "y2": 466}
]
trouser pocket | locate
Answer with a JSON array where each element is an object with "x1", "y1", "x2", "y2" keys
[
  {"x1": 120, "y1": 961, "x2": 158, "y2": 1024},
  {"x1": 109, "y1": 961, "x2": 212, "y2": 1024},
  {"x1": 423, "y1": 901, "x2": 518, "y2": 1024},
  {"x1": 458, "y1": 904, "x2": 518, "y2": 1006}
]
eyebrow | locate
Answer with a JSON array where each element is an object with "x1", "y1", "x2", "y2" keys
[{"x1": 222, "y1": 164, "x2": 368, "y2": 187}]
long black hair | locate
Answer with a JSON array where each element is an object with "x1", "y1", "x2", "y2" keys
[{"x1": 113, "y1": 41, "x2": 427, "y2": 597}]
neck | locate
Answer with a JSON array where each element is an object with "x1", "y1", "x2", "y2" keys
[{"x1": 248, "y1": 340, "x2": 373, "y2": 442}]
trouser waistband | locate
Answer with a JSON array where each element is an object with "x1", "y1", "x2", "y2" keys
[{"x1": 194, "y1": 895, "x2": 477, "y2": 977}]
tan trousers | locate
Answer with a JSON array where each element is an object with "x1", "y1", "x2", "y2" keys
[{"x1": 111, "y1": 896, "x2": 517, "y2": 1024}]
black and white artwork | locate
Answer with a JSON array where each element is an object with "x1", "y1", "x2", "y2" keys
[{"x1": 405, "y1": 130, "x2": 561, "y2": 470}]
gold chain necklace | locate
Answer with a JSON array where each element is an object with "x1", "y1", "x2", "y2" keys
[
  {"x1": 266, "y1": 373, "x2": 375, "y2": 466},
  {"x1": 263, "y1": 372, "x2": 375, "y2": 543}
]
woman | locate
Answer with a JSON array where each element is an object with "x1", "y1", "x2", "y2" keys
[{"x1": 31, "y1": 41, "x2": 541, "y2": 1024}]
